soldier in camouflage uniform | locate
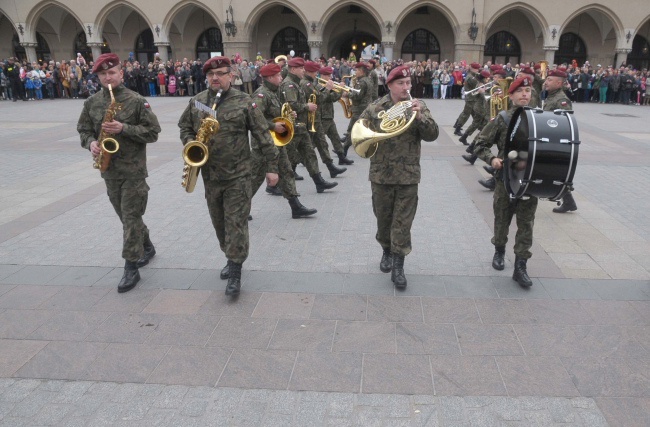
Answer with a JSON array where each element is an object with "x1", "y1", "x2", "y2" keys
[
  {"x1": 178, "y1": 56, "x2": 279, "y2": 296},
  {"x1": 360, "y1": 65, "x2": 439, "y2": 289},
  {"x1": 342, "y1": 62, "x2": 374, "y2": 156},
  {"x1": 301, "y1": 61, "x2": 347, "y2": 178},
  {"x1": 453, "y1": 62, "x2": 481, "y2": 136},
  {"x1": 318, "y1": 66, "x2": 354, "y2": 165},
  {"x1": 77, "y1": 53, "x2": 161, "y2": 293},
  {"x1": 368, "y1": 59, "x2": 379, "y2": 101},
  {"x1": 518, "y1": 67, "x2": 542, "y2": 108},
  {"x1": 473, "y1": 76, "x2": 536, "y2": 288},
  {"x1": 543, "y1": 68, "x2": 578, "y2": 214},
  {"x1": 279, "y1": 57, "x2": 337, "y2": 193},
  {"x1": 250, "y1": 62, "x2": 317, "y2": 219},
  {"x1": 459, "y1": 69, "x2": 491, "y2": 145}
]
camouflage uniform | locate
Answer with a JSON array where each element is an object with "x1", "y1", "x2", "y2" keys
[
  {"x1": 473, "y1": 107, "x2": 538, "y2": 259},
  {"x1": 279, "y1": 72, "x2": 321, "y2": 175},
  {"x1": 532, "y1": 75, "x2": 544, "y2": 108},
  {"x1": 345, "y1": 75, "x2": 373, "y2": 137},
  {"x1": 454, "y1": 70, "x2": 479, "y2": 128},
  {"x1": 300, "y1": 75, "x2": 334, "y2": 164},
  {"x1": 77, "y1": 84, "x2": 160, "y2": 262},
  {"x1": 544, "y1": 87, "x2": 572, "y2": 111},
  {"x1": 360, "y1": 95, "x2": 439, "y2": 256},
  {"x1": 178, "y1": 87, "x2": 278, "y2": 264},
  {"x1": 369, "y1": 68, "x2": 379, "y2": 100},
  {"x1": 250, "y1": 80, "x2": 299, "y2": 199},
  {"x1": 464, "y1": 88, "x2": 489, "y2": 136},
  {"x1": 320, "y1": 84, "x2": 345, "y2": 154}
]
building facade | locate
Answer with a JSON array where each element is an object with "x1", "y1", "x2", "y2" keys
[{"x1": 1, "y1": 0, "x2": 649, "y2": 69}]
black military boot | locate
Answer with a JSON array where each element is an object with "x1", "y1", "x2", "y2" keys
[
  {"x1": 225, "y1": 262, "x2": 242, "y2": 296},
  {"x1": 312, "y1": 173, "x2": 338, "y2": 193},
  {"x1": 391, "y1": 254, "x2": 407, "y2": 289},
  {"x1": 220, "y1": 260, "x2": 232, "y2": 280},
  {"x1": 483, "y1": 165, "x2": 495, "y2": 175},
  {"x1": 492, "y1": 246, "x2": 505, "y2": 271},
  {"x1": 553, "y1": 193, "x2": 578, "y2": 213},
  {"x1": 118, "y1": 261, "x2": 140, "y2": 293},
  {"x1": 342, "y1": 140, "x2": 352, "y2": 157},
  {"x1": 462, "y1": 154, "x2": 477, "y2": 165},
  {"x1": 512, "y1": 256, "x2": 533, "y2": 287},
  {"x1": 288, "y1": 196, "x2": 317, "y2": 219},
  {"x1": 265, "y1": 185, "x2": 282, "y2": 196},
  {"x1": 465, "y1": 142, "x2": 475, "y2": 154},
  {"x1": 136, "y1": 236, "x2": 156, "y2": 268},
  {"x1": 479, "y1": 177, "x2": 496, "y2": 190},
  {"x1": 453, "y1": 121, "x2": 463, "y2": 136},
  {"x1": 336, "y1": 151, "x2": 354, "y2": 165},
  {"x1": 379, "y1": 248, "x2": 392, "y2": 273},
  {"x1": 248, "y1": 215, "x2": 253, "y2": 221},
  {"x1": 458, "y1": 132, "x2": 469, "y2": 145},
  {"x1": 292, "y1": 166, "x2": 304, "y2": 181},
  {"x1": 326, "y1": 160, "x2": 347, "y2": 178}
]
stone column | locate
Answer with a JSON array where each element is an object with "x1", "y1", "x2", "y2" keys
[
  {"x1": 454, "y1": 43, "x2": 483, "y2": 64},
  {"x1": 87, "y1": 43, "x2": 103, "y2": 62},
  {"x1": 381, "y1": 41, "x2": 395, "y2": 61},
  {"x1": 308, "y1": 41, "x2": 322, "y2": 61},
  {"x1": 21, "y1": 43, "x2": 37, "y2": 63},
  {"x1": 155, "y1": 43, "x2": 170, "y2": 63},
  {"x1": 615, "y1": 48, "x2": 631, "y2": 68},
  {"x1": 543, "y1": 46, "x2": 558, "y2": 64}
]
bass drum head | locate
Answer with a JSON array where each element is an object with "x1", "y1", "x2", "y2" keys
[{"x1": 504, "y1": 107, "x2": 532, "y2": 199}]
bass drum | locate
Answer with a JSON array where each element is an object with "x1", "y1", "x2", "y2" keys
[{"x1": 504, "y1": 107, "x2": 580, "y2": 201}]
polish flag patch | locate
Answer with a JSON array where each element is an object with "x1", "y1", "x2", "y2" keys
[{"x1": 144, "y1": 102, "x2": 150, "y2": 108}]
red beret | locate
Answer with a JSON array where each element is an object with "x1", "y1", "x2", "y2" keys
[
  {"x1": 354, "y1": 62, "x2": 369, "y2": 69},
  {"x1": 470, "y1": 62, "x2": 481, "y2": 69},
  {"x1": 265, "y1": 58, "x2": 276, "y2": 64},
  {"x1": 92, "y1": 53, "x2": 120, "y2": 73},
  {"x1": 203, "y1": 56, "x2": 231, "y2": 74},
  {"x1": 534, "y1": 64, "x2": 541, "y2": 70},
  {"x1": 259, "y1": 63, "x2": 281, "y2": 77},
  {"x1": 369, "y1": 59, "x2": 376, "y2": 66},
  {"x1": 480, "y1": 70, "x2": 491, "y2": 78},
  {"x1": 287, "y1": 57, "x2": 305, "y2": 67},
  {"x1": 548, "y1": 68, "x2": 568, "y2": 78},
  {"x1": 304, "y1": 61, "x2": 320, "y2": 72},
  {"x1": 386, "y1": 65, "x2": 411, "y2": 84},
  {"x1": 519, "y1": 66, "x2": 535, "y2": 75},
  {"x1": 508, "y1": 76, "x2": 532, "y2": 94},
  {"x1": 489, "y1": 65, "x2": 501, "y2": 72},
  {"x1": 319, "y1": 66, "x2": 333, "y2": 75},
  {"x1": 493, "y1": 69, "x2": 506, "y2": 77}
]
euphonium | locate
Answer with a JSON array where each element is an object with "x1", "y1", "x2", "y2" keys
[
  {"x1": 271, "y1": 102, "x2": 295, "y2": 146},
  {"x1": 93, "y1": 84, "x2": 122, "y2": 172},
  {"x1": 489, "y1": 77, "x2": 513, "y2": 119},
  {"x1": 351, "y1": 90, "x2": 417, "y2": 158},
  {"x1": 308, "y1": 93, "x2": 317, "y2": 133},
  {"x1": 181, "y1": 89, "x2": 222, "y2": 193}
]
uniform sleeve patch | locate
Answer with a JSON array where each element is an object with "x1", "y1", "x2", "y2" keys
[
  {"x1": 251, "y1": 102, "x2": 257, "y2": 108},
  {"x1": 257, "y1": 93, "x2": 264, "y2": 98},
  {"x1": 288, "y1": 84, "x2": 294, "y2": 88},
  {"x1": 561, "y1": 101, "x2": 567, "y2": 106},
  {"x1": 306, "y1": 83, "x2": 311, "y2": 86},
  {"x1": 490, "y1": 117, "x2": 496, "y2": 122},
  {"x1": 144, "y1": 102, "x2": 150, "y2": 108}
]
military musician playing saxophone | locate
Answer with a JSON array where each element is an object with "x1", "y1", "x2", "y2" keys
[
  {"x1": 77, "y1": 53, "x2": 161, "y2": 293},
  {"x1": 178, "y1": 56, "x2": 279, "y2": 296},
  {"x1": 358, "y1": 65, "x2": 439, "y2": 289}
]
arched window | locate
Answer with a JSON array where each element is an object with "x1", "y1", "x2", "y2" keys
[
  {"x1": 135, "y1": 29, "x2": 156, "y2": 64},
  {"x1": 484, "y1": 31, "x2": 520, "y2": 65},
  {"x1": 554, "y1": 32, "x2": 586, "y2": 67},
  {"x1": 196, "y1": 27, "x2": 223, "y2": 61},
  {"x1": 271, "y1": 27, "x2": 308, "y2": 59},
  {"x1": 401, "y1": 28, "x2": 440, "y2": 62},
  {"x1": 628, "y1": 35, "x2": 650, "y2": 70}
]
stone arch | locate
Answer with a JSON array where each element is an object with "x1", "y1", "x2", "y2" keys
[
  {"x1": 483, "y1": 3, "x2": 547, "y2": 45},
  {"x1": 25, "y1": 0, "x2": 84, "y2": 43},
  {"x1": 320, "y1": 2, "x2": 383, "y2": 59},
  {"x1": 634, "y1": 14, "x2": 650, "y2": 35},
  {"x1": 392, "y1": 3, "x2": 458, "y2": 61},
  {"x1": 245, "y1": 0, "x2": 309, "y2": 35},
  {"x1": 94, "y1": 0, "x2": 153, "y2": 37},
  {"x1": 319, "y1": 0, "x2": 383, "y2": 33},
  {"x1": 393, "y1": 1, "x2": 460, "y2": 41},
  {"x1": 0, "y1": 9, "x2": 19, "y2": 60},
  {"x1": 162, "y1": 0, "x2": 221, "y2": 41},
  {"x1": 559, "y1": 4, "x2": 623, "y2": 45}
]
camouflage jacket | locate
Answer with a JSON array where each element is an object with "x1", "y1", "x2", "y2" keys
[
  {"x1": 463, "y1": 71, "x2": 480, "y2": 103},
  {"x1": 349, "y1": 75, "x2": 373, "y2": 114},
  {"x1": 77, "y1": 84, "x2": 160, "y2": 180},
  {"x1": 369, "y1": 69, "x2": 379, "y2": 100},
  {"x1": 320, "y1": 85, "x2": 341, "y2": 121},
  {"x1": 300, "y1": 75, "x2": 325, "y2": 123},
  {"x1": 251, "y1": 80, "x2": 295, "y2": 150},
  {"x1": 279, "y1": 72, "x2": 309, "y2": 135},
  {"x1": 473, "y1": 108, "x2": 516, "y2": 179},
  {"x1": 529, "y1": 87, "x2": 542, "y2": 109},
  {"x1": 360, "y1": 94, "x2": 439, "y2": 185},
  {"x1": 544, "y1": 88, "x2": 572, "y2": 111},
  {"x1": 178, "y1": 87, "x2": 278, "y2": 181}
]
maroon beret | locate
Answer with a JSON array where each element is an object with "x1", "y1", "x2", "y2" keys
[
  {"x1": 287, "y1": 57, "x2": 305, "y2": 67},
  {"x1": 548, "y1": 68, "x2": 568, "y2": 78},
  {"x1": 354, "y1": 62, "x2": 369, "y2": 70},
  {"x1": 386, "y1": 65, "x2": 410, "y2": 84},
  {"x1": 203, "y1": 56, "x2": 231, "y2": 74},
  {"x1": 92, "y1": 53, "x2": 120, "y2": 73},
  {"x1": 470, "y1": 62, "x2": 481, "y2": 69},
  {"x1": 519, "y1": 66, "x2": 535, "y2": 76},
  {"x1": 319, "y1": 66, "x2": 333, "y2": 75},
  {"x1": 265, "y1": 58, "x2": 276, "y2": 64},
  {"x1": 489, "y1": 65, "x2": 501, "y2": 72},
  {"x1": 480, "y1": 70, "x2": 491, "y2": 79},
  {"x1": 508, "y1": 76, "x2": 532, "y2": 94},
  {"x1": 534, "y1": 64, "x2": 541, "y2": 70},
  {"x1": 304, "y1": 61, "x2": 321, "y2": 72},
  {"x1": 493, "y1": 69, "x2": 506, "y2": 77},
  {"x1": 259, "y1": 63, "x2": 281, "y2": 77},
  {"x1": 369, "y1": 59, "x2": 376, "y2": 66}
]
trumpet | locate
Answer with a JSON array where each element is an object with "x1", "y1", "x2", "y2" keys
[
  {"x1": 316, "y1": 78, "x2": 360, "y2": 95},
  {"x1": 464, "y1": 80, "x2": 496, "y2": 95},
  {"x1": 308, "y1": 93, "x2": 317, "y2": 133}
]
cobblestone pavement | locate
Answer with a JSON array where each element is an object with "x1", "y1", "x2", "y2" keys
[{"x1": 0, "y1": 97, "x2": 648, "y2": 426}]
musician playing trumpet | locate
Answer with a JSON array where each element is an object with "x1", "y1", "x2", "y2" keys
[
  {"x1": 318, "y1": 66, "x2": 354, "y2": 165},
  {"x1": 77, "y1": 53, "x2": 161, "y2": 293},
  {"x1": 359, "y1": 65, "x2": 439, "y2": 289},
  {"x1": 342, "y1": 62, "x2": 374, "y2": 156}
]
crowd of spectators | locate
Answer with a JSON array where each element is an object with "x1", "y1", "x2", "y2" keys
[{"x1": 2, "y1": 52, "x2": 648, "y2": 106}]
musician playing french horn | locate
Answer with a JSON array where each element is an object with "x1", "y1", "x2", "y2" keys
[
  {"x1": 77, "y1": 53, "x2": 161, "y2": 293},
  {"x1": 318, "y1": 66, "x2": 354, "y2": 165},
  {"x1": 342, "y1": 62, "x2": 374, "y2": 156},
  {"x1": 250, "y1": 62, "x2": 317, "y2": 219},
  {"x1": 358, "y1": 65, "x2": 439, "y2": 289},
  {"x1": 178, "y1": 56, "x2": 279, "y2": 296}
]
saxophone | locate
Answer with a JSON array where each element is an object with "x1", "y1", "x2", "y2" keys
[
  {"x1": 181, "y1": 89, "x2": 222, "y2": 193},
  {"x1": 93, "y1": 84, "x2": 122, "y2": 172}
]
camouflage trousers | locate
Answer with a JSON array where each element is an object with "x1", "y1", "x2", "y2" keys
[
  {"x1": 310, "y1": 122, "x2": 334, "y2": 164},
  {"x1": 455, "y1": 100, "x2": 475, "y2": 128},
  {"x1": 465, "y1": 105, "x2": 488, "y2": 136},
  {"x1": 105, "y1": 178, "x2": 150, "y2": 262},
  {"x1": 345, "y1": 112, "x2": 362, "y2": 135},
  {"x1": 250, "y1": 145, "x2": 299, "y2": 199},
  {"x1": 286, "y1": 130, "x2": 320, "y2": 176},
  {"x1": 204, "y1": 177, "x2": 252, "y2": 264},
  {"x1": 492, "y1": 180, "x2": 538, "y2": 259},
  {"x1": 371, "y1": 182, "x2": 419, "y2": 257},
  {"x1": 322, "y1": 118, "x2": 344, "y2": 154}
]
